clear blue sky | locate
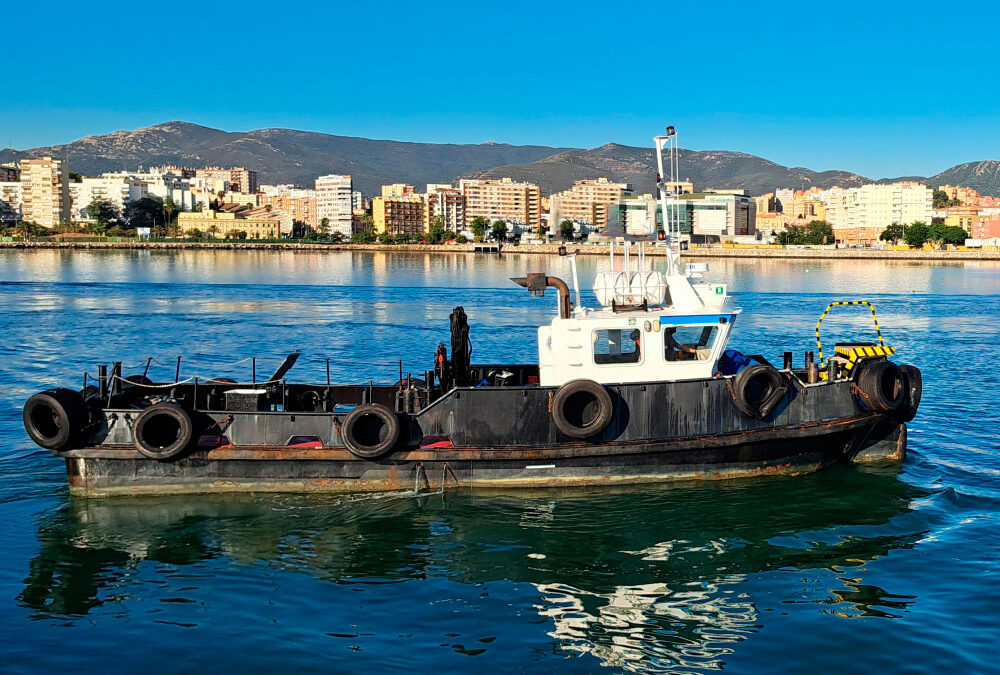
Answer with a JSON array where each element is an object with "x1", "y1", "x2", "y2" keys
[{"x1": 3, "y1": 0, "x2": 998, "y2": 177}]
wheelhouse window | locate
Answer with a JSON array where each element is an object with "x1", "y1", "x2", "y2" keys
[
  {"x1": 664, "y1": 325, "x2": 718, "y2": 362},
  {"x1": 593, "y1": 328, "x2": 642, "y2": 365}
]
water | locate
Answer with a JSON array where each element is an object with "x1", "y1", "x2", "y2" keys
[{"x1": 1, "y1": 249, "x2": 998, "y2": 673}]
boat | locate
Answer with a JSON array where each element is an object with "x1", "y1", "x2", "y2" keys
[{"x1": 21, "y1": 128, "x2": 922, "y2": 497}]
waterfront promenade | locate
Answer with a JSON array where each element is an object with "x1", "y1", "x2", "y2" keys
[{"x1": 3, "y1": 240, "x2": 1000, "y2": 261}]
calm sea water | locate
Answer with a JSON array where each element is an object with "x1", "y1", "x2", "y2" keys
[{"x1": 0, "y1": 249, "x2": 998, "y2": 673}]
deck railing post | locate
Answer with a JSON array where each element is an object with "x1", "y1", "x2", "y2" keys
[
  {"x1": 98, "y1": 365, "x2": 107, "y2": 402},
  {"x1": 112, "y1": 362, "x2": 122, "y2": 395}
]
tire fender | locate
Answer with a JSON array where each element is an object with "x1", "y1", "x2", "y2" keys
[
  {"x1": 551, "y1": 379, "x2": 614, "y2": 439},
  {"x1": 855, "y1": 360, "x2": 905, "y2": 414},
  {"x1": 896, "y1": 364, "x2": 922, "y2": 421},
  {"x1": 23, "y1": 387, "x2": 88, "y2": 451},
  {"x1": 341, "y1": 403, "x2": 401, "y2": 459},
  {"x1": 133, "y1": 403, "x2": 194, "y2": 460},
  {"x1": 731, "y1": 365, "x2": 788, "y2": 419}
]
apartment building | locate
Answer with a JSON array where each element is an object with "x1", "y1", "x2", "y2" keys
[
  {"x1": 20, "y1": 157, "x2": 70, "y2": 227},
  {"x1": 98, "y1": 168, "x2": 196, "y2": 210},
  {"x1": 425, "y1": 184, "x2": 464, "y2": 231},
  {"x1": 460, "y1": 178, "x2": 541, "y2": 229},
  {"x1": 381, "y1": 183, "x2": 416, "y2": 198},
  {"x1": 937, "y1": 184, "x2": 1000, "y2": 207},
  {"x1": 971, "y1": 210, "x2": 1000, "y2": 239},
  {"x1": 0, "y1": 181, "x2": 22, "y2": 222},
  {"x1": 0, "y1": 165, "x2": 20, "y2": 182},
  {"x1": 944, "y1": 206, "x2": 982, "y2": 233},
  {"x1": 550, "y1": 178, "x2": 632, "y2": 231},
  {"x1": 372, "y1": 195, "x2": 425, "y2": 236},
  {"x1": 259, "y1": 185, "x2": 317, "y2": 228},
  {"x1": 69, "y1": 176, "x2": 148, "y2": 221},
  {"x1": 315, "y1": 175, "x2": 353, "y2": 236},
  {"x1": 821, "y1": 183, "x2": 932, "y2": 232},
  {"x1": 194, "y1": 166, "x2": 258, "y2": 194}
]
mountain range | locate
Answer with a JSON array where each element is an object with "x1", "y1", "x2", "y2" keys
[{"x1": 2, "y1": 121, "x2": 999, "y2": 197}]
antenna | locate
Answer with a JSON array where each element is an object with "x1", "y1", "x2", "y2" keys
[{"x1": 653, "y1": 126, "x2": 681, "y2": 276}]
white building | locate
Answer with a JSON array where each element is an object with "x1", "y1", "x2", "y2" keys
[
  {"x1": 100, "y1": 168, "x2": 196, "y2": 211},
  {"x1": 69, "y1": 176, "x2": 148, "y2": 222},
  {"x1": 666, "y1": 190, "x2": 755, "y2": 242},
  {"x1": 316, "y1": 174, "x2": 353, "y2": 236},
  {"x1": 425, "y1": 183, "x2": 465, "y2": 232},
  {"x1": 821, "y1": 183, "x2": 932, "y2": 229}
]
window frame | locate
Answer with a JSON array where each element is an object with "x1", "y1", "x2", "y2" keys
[
  {"x1": 591, "y1": 326, "x2": 645, "y2": 367},
  {"x1": 662, "y1": 323, "x2": 721, "y2": 364}
]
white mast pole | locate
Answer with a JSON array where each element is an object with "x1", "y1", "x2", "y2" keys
[
  {"x1": 672, "y1": 130, "x2": 681, "y2": 270},
  {"x1": 654, "y1": 129, "x2": 678, "y2": 276}
]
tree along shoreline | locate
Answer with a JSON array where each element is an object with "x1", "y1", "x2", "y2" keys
[{"x1": 2, "y1": 240, "x2": 999, "y2": 261}]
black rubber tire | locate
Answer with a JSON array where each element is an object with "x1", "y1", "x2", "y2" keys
[
  {"x1": 23, "y1": 388, "x2": 88, "y2": 451},
  {"x1": 133, "y1": 403, "x2": 193, "y2": 460},
  {"x1": 551, "y1": 379, "x2": 614, "y2": 439},
  {"x1": 897, "y1": 364, "x2": 923, "y2": 422},
  {"x1": 341, "y1": 403, "x2": 400, "y2": 459},
  {"x1": 855, "y1": 360, "x2": 905, "y2": 413},
  {"x1": 731, "y1": 365, "x2": 787, "y2": 419}
]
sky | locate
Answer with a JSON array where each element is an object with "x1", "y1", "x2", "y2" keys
[{"x1": 3, "y1": 0, "x2": 999, "y2": 178}]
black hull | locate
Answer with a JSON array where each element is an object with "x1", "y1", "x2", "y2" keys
[{"x1": 62, "y1": 415, "x2": 907, "y2": 497}]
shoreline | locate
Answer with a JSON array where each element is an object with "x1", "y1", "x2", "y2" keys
[{"x1": 2, "y1": 240, "x2": 999, "y2": 261}]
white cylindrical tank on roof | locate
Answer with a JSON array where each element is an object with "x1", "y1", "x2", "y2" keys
[
  {"x1": 592, "y1": 271, "x2": 667, "y2": 306},
  {"x1": 630, "y1": 270, "x2": 668, "y2": 305},
  {"x1": 593, "y1": 271, "x2": 629, "y2": 306}
]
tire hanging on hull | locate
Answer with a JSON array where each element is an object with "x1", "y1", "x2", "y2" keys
[
  {"x1": 854, "y1": 360, "x2": 905, "y2": 413},
  {"x1": 896, "y1": 364, "x2": 922, "y2": 422},
  {"x1": 133, "y1": 404, "x2": 194, "y2": 460},
  {"x1": 341, "y1": 403, "x2": 401, "y2": 459},
  {"x1": 23, "y1": 388, "x2": 88, "y2": 451},
  {"x1": 551, "y1": 379, "x2": 614, "y2": 439},
  {"x1": 730, "y1": 365, "x2": 788, "y2": 419}
]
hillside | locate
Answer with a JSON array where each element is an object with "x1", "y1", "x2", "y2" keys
[
  {"x1": 459, "y1": 143, "x2": 874, "y2": 196},
  {"x1": 3, "y1": 122, "x2": 999, "y2": 197},
  {"x1": 926, "y1": 161, "x2": 1000, "y2": 196},
  {"x1": 0, "y1": 122, "x2": 570, "y2": 195}
]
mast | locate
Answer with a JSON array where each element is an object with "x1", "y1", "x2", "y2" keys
[{"x1": 654, "y1": 126, "x2": 681, "y2": 276}]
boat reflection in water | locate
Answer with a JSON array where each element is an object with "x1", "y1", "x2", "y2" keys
[{"x1": 21, "y1": 466, "x2": 922, "y2": 672}]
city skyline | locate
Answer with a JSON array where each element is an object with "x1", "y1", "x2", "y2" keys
[{"x1": 4, "y1": 0, "x2": 999, "y2": 178}]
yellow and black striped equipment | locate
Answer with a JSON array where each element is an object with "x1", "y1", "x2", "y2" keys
[{"x1": 814, "y1": 301, "x2": 895, "y2": 381}]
